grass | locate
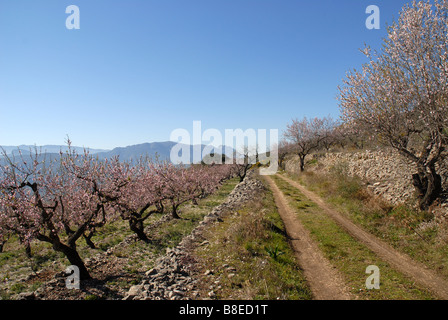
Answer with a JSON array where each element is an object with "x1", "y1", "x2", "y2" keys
[
  {"x1": 271, "y1": 175, "x2": 436, "y2": 300},
  {"x1": 0, "y1": 177, "x2": 240, "y2": 299},
  {"x1": 194, "y1": 176, "x2": 313, "y2": 300},
  {"x1": 284, "y1": 166, "x2": 448, "y2": 280}
]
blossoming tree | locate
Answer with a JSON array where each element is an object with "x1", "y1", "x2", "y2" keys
[
  {"x1": 338, "y1": 0, "x2": 448, "y2": 209},
  {"x1": 0, "y1": 143, "x2": 234, "y2": 279},
  {"x1": 0, "y1": 149, "x2": 113, "y2": 280},
  {"x1": 283, "y1": 116, "x2": 328, "y2": 172}
]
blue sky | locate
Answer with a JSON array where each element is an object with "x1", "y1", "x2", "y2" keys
[{"x1": 0, "y1": 0, "x2": 412, "y2": 149}]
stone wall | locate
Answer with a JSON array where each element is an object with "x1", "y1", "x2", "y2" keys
[{"x1": 285, "y1": 148, "x2": 448, "y2": 207}]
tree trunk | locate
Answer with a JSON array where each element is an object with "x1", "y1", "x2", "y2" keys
[
  {"x1": 412, "y1": 165, "x2": 442, "y2": 210},
  {"x1": 171, "y1": 204, "x2": 181, "y2": 219},
  {"x1": 83, "y1": 232, "x2": 96, "y2": 249},
  {"x1": 25, "y1": 243, "x2": 32, "y2": 258},
  {"x1": 129, "y1": 219, "x2": 150, "y2": 242},
  {"x1": 171, "y1": 209, "x2": 181, "y2": 219},
  {"x1": 299, "y1": 155, "x2": 306, "y2": 172},
  {"x1": 279, "y1": 158, "x2": 284, "y2": 171},
  {"x1": 55, "y1": 242, "x2": 91, "y2": 280}
]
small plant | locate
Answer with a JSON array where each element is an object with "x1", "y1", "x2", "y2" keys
[
  {"x1": 265, "y1": 245, "x2": 285, "y2": 260},
  {"x1": 0, "y1": 288, "x2": 11, "y2": 300},
  {"x1": 10, "y1": 282, "x2": 26, "y2": 294}
]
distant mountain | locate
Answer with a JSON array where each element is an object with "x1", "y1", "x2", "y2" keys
[
  {"x1": 0, "y1": 145, "x2": 108, "y2": 156},
  {"x1": 96, "y1": 141, "x2": 235, "y2": 164},
  {"x1": 1, "y1": 142, "x2": 235, "y2": 165},
  {"x1": 95, "y1": 141, "x2": 176, "y2": 162}
]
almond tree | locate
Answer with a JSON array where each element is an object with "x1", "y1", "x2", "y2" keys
[
  {"x1": 189, "y1": 165, "x2": 214, "y2": 200},
  {"x1": 211, "y1": 163, "x2": 234, "y2": 183},
  {"x1": 231, "y1": 146, "x2": 255, "y2": 182},
  {"x1": 151, "y1": 162, "x2": 201, "y2": 219},
  {"x1": 338, "y1": 0, "x2": 448, "y2": 209},
  {"x1": 152, "y1": 162, "x2": 228, "y2": 219},
  {"x1": 197, "y1": 164, "x2": 232, "y2": 195},
  {"x1": 277, "y1": 140, "x2": 293, "y2": 170},
  {"x1": 334, "y1": 123, "x2": 369, "y2": 150},
  {"x1": 284, "y1": 117, "x2": 327, "y2": 172},
  {"x1": 110, "y1": 160, "x2": 166, "y2": 242},
  {"x1": 60, "y1": 148, "x2": 125, "y2": 248},
  {"x1": 64, "y1": 152, "x2": 167, "y2": 243},
  {"x1": 317, "y1": 116, "x2": 340, "y2": 151},
  {"x1": 0, "y1": 150, "x2": 113, "y2": 280}
]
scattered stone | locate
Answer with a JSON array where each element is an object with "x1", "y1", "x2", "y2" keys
[
  {"x1": 145, "y1": 268, "x2": 157, "y2": 277},
  {"x1": 16, "y1": 292, "x2": 35, "y2": 300},
  {"x1": 123, "y1": 172, "x2": 264, "y2": 301},
  {"x1": 128, "y1": 285, "x2": 142, "y2": 296}
]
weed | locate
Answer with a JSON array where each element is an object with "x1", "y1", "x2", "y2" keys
[{"x1": 265, "y1": 245, "x2": 285, "y2": 260}]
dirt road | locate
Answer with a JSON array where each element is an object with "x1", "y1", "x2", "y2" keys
[
  {"x1": 276, "y1": 173, "x2": 448, "y2": 300},
  {"x1": 264, "y1": 176, "x2": 352, "y2": 300}
]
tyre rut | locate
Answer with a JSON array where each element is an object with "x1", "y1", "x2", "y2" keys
[{"x1": 264, "y1": 176, "x2": 352, "y2": 300}]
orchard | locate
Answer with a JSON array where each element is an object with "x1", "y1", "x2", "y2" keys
[{"x1": 0, "y1": 144, "x2": 234, "y2": 280}]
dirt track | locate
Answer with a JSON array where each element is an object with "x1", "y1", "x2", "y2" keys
[
  {"x1": 264, "y1": 176, "x2": 352, "y2": 300},
  {"x1": 276, "y1": 173, "x2": 448, "y2": 300}
]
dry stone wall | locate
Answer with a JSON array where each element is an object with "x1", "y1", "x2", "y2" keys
[{"x1": 285, "y1": 148, "x2": 448, "y2": 207}]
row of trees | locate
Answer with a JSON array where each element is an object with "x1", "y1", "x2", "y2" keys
[
  {"x1": 282, "y1": 0, "x2": 448, "y2": 211},
  {"x1": 281, "y1": 116, "x2": 341, "y2": 172},
  {"x1": 0, "y1": 144, "x2": 234, "y2": 280},
  {"x1": 279, "y1": 115, "x2": 369, "y2": 171}
]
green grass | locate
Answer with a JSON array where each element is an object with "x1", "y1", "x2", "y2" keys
[
  {"x1": 195, "y1": 176, "x2": 313, "y2": 300},
  {"x1": 284, "y1": 168, "x2": 448, "y2": 280},
  {"x1": 272, "y1": 175, "x2": 436, "y2": 300}
]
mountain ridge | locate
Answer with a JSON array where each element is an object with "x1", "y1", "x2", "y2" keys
[{"x1": 0, "y1": 141, "x2": 235, "y2": 164}]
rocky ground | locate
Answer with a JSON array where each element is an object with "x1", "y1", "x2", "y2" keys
[
  {"x1": 122, "y1": 174, "x2": 265, "y2": 300},
  {"x1": 13, "y1": 173, "x2": 265, "y2": 300}
]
